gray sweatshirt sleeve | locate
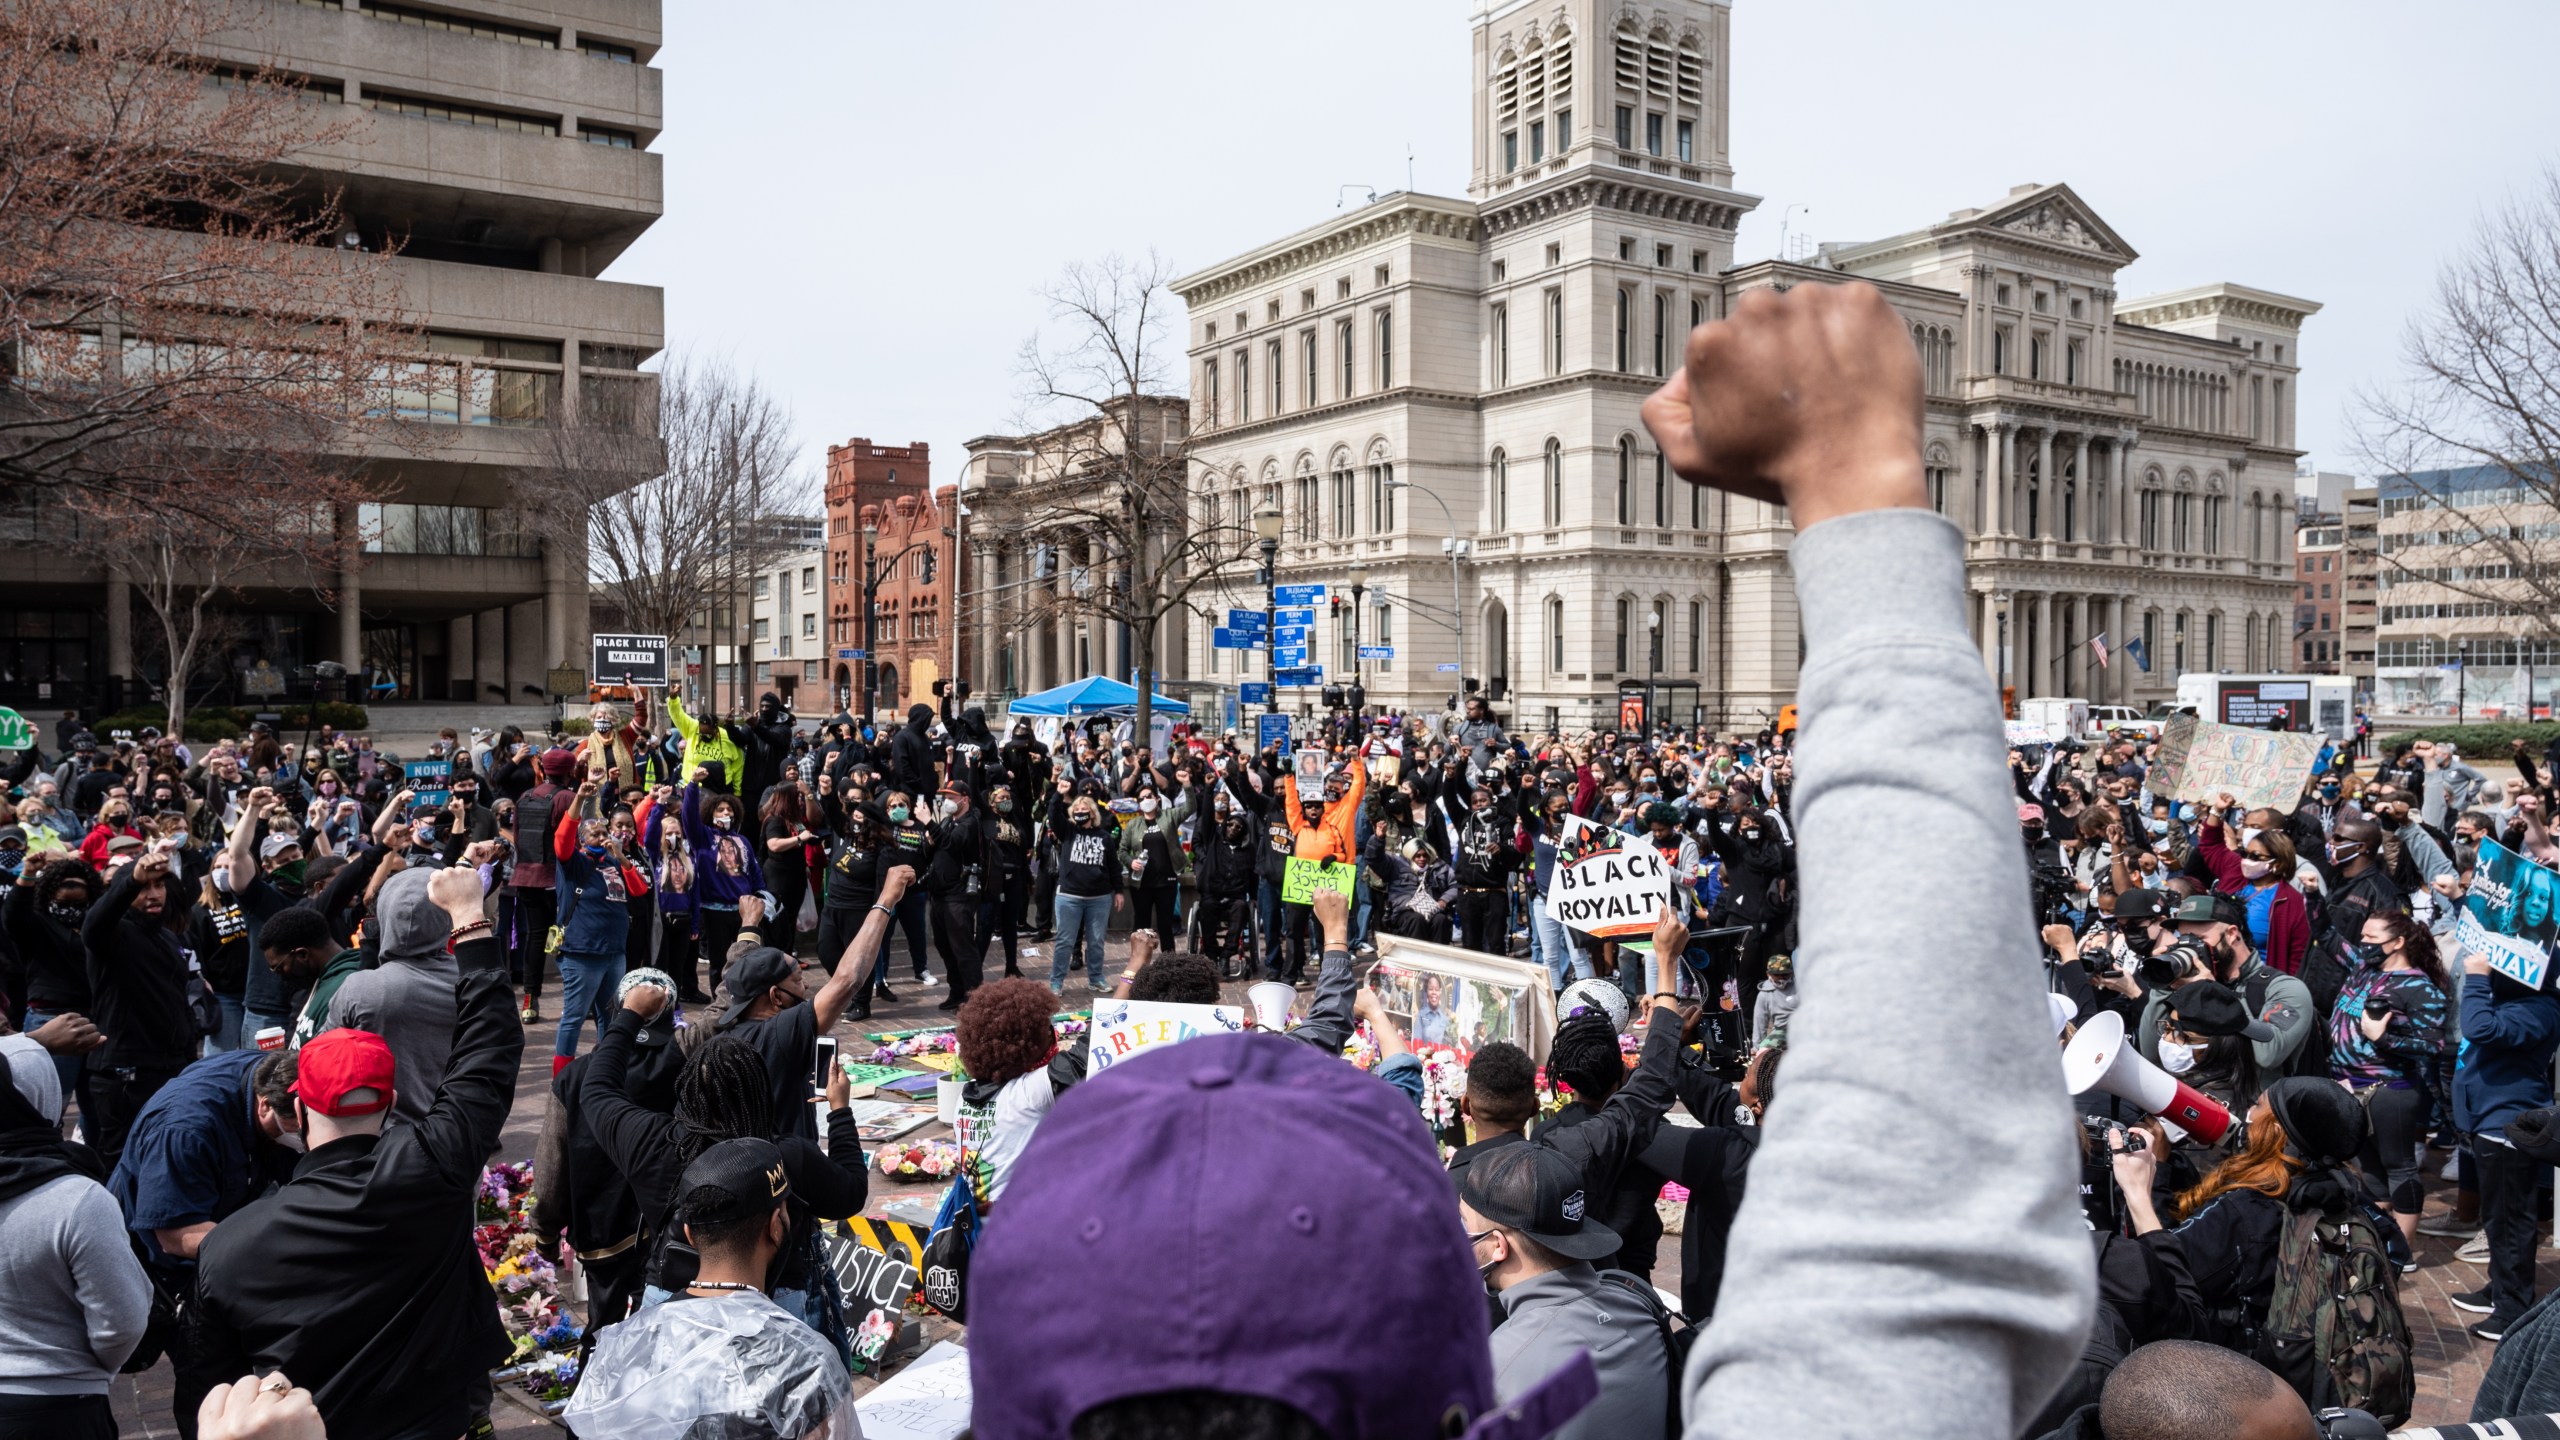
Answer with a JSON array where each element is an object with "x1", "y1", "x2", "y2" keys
[{"x1": 1680, "y1": 509, "x2": 2093, "y2": 1439}]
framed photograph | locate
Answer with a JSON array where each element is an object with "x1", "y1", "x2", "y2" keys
[{"x1": 1368, "y1": 935, "x2": 1558, "y2": 1064}]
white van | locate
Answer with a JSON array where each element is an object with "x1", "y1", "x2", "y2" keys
[{"x1": 2170, "y1": 673, "x2": 2356, "y2": 742}]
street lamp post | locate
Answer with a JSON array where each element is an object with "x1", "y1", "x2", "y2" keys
[
  {"x1": 2457, "y1": 638, "x2": 2471, "y2": 721},
  {"x1": 1382, "y1": 475, "x2": 1467, "y2": 712},
  {"x1": 1994, "y1": 590, "x2": 2013, "y2": 716},
  {"x1": 1348, "y1": 560, "x2": 1369, "y2": 712},
  {"x1": 1253, "y1": 503, "x2": 1284, "y2": 736},
  {"x1": 860, "y1": 519, "x2": 879, "y2": 723},
  {"x1": 1645, "y1": 607, "x2": 1661, "y2": 737}
]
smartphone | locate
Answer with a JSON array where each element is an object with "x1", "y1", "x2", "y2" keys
[{"x1": 814, "y1": 1034, "x2": 837, "y2": 1086}]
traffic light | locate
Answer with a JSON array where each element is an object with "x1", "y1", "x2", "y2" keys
[
  {"x1": 920, "y1": 550, "x2": 938, "y2": 584},
  {"x1": 1347, "y1": 683, "x2": 1367, "y2": 713},
  {"x1": 1321, "y1": 685, "x2": 1347, "y2": 710},
  {"x1": 1463, "y1": 676, "x2": 1480, "y2": 694}
]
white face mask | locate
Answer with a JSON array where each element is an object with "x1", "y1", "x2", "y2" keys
[
  {"x1": 935, "y1": 798, "x2": 959, "y2": 819},
  {"x1": 2160, "y1": 1041, "x2": 2199, "y2": 1076}
]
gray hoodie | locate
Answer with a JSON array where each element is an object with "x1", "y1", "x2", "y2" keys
[{"x1": 323, "y1": 867, "x2": 458, "y2": 1126}]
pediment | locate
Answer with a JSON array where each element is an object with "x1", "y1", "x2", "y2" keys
[{"x1": 1952, "y1": 184, "x2": 2139, "y2": 267}]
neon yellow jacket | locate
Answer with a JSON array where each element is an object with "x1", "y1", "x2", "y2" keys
[{"x1": 664, "y1": 692, "x2": 746, "y2": 791}]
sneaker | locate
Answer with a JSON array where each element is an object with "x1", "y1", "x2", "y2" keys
[
  {"x1": 2440, "y1": 1153, "x2": 2462, "y2": 1182},
  {"x1": 519, "y1": 999, "x2": 538, "y2": 1024},
  {"x1": 1022, "y1": 947, "x2": 1042, "y2": 961},
  {"x1": 2459, "y1": 1233, "x2": 2491, "y2": 1265},
  {"x1": 2474, "y1": 1317, "x2": 2511, "y2": 1342},
  {"x1": 2451, "y1": 1288, "x2": 2497, "y2": 1314},
  {"x1": 2419, "y1": 1212, "x2": 2482, "y2": 1238}
]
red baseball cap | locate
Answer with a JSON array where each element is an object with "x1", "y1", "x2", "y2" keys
[{"x1": 295, "y1": 1027, "x2": 396, "y2": 1116}]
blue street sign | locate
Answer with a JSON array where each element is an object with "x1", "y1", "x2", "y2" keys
[
  {"x1": 1273, "y1": 646, "x2": 1309, "y2": 667},
  {"x1": 1436, "y1": 662, "x2": 1460, "y2": 673},
  {"x1": 1226, "y1": 609, "x2": 1268, "y2": 632},
  {"x1": 1239, "y1": 682, "x2": 1272, "y2": 705},
  {"x1": 1276, "y1": 666, "x2": 1326, "y2": 688},
  {"x1": 1211, "y1": 627, "x2": 1266, "y2": 650},
  {"x1": 1272, "y1": 584, "x2": 1328, "y2": 607},
  {"x1": 1273, "y1": 626, "x2": 1312, "y2": 645},
  {"x1": 1258, "y1": 713, "x2": 1293, "y2": 752},
  {"x1": 1358, "y1": 646, "x2": 1394, "y2": 660},
  {"x1": 836, "y1": 648, "x2": 866, "y2": 660},
  {"x1": 1274, "y1": 607, "x2": 1316, "y2": 628}
]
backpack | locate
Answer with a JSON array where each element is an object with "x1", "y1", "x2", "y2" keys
[
  {"x1": 1599, "y1": 1269, "x2": 1695, "y2": 1440},
  {"x1": 917, "y1": 1167, "x2": 980, "y2": 1323},
  {"x1": 2242, "y1": 967, "x2": 2330, "y2": 1084},
  {"x1": 2257, "y1": 1200, "x2": 2413, "y2": 1425}
]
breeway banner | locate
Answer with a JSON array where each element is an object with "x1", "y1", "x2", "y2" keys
[
  {"x1": 2455, "y1": 838, "x2": 2560, "y2": 991},
  {"x1": 1544, "y1": 813, "x2": 1673, "y2": 944}
]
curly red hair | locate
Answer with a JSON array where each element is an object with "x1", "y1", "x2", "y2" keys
[{"x1": 956, "y1": 977, "x2": 1059, "y2": 1085}]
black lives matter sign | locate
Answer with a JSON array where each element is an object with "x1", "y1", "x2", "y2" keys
[{"x1": 591, "y1": 634, "x2": 669, "y2": 687}]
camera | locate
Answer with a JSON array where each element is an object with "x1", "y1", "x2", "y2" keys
[
  {"x1": 2081, "y1": 1115, "x2": 2148, "y2": 1158},
  {"x1": 2313, "y1": 1408, "x2": 2387, "y2": 1439},
  {"x1": 2136, "y1": 937, "x2": 2212, "y2": 991},
  {"x1": 2029, "y1": 861, "x2": 2076, "y2": 926}
]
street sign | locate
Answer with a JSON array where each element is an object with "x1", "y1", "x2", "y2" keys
[
  {"x1": 1272, "y1": 584, "x2": 1327, "y2": 607},
  {"x1": 1276, "y1": 666, "x2": 1325, "y2": 687},
  {"x1": 591, "y1": 633, "x2": 670, "y2": 687},
  {"x1": 1226, "y1": 609, "x2": 1268, "y2": 632},
  {"x1": 1274, "y1": 607, "x2": 1316, "y2": 628},
  {"x1": 0, "y1": 706, "x2": 32, "y2": 753},
  {"x1": 1436, "y1": 663, "x2": 1461, "y2": 673},
  {"x1": 1273, "y1": 646, "x2": 1309, "y2": 667},
  {"x1": 1211, "y1": 627, "x2": 1267, "y2": 650},
  {"x1": 1238, "y1": 682, "x2": 1272, "y2": 705},
  {"x1": 1358, "y1": 646, "x2": 1395, "y2": 660},
  {"x1": 836, "y1": 648, "x2": 867, "y2": 661},
  {"x1": 1258, "y1": 713, "x2": 1292, "y2": 753}
]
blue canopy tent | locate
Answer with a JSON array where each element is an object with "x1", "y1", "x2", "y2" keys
[{"x1": 1005, "y1": 676, "x2": 1192, "y2": 718}]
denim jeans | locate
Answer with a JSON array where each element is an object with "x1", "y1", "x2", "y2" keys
[
  {"x1": 555, "y1": 951, "x2": 625, "y2": 1059},
  {"x1": 1051, "y1": 894, "x2": 1113, "y2": 991},
  {"x1": 1531, "y1": 900, "x2": 1589, "y2": 989},
  {"x1": 204, "y1": 994, "x2": 248, "y2": 1053},
  {"x1": 18, "y1": 1008, "x2": 83, "y2": 1131},
  {"x1": 1257, "y1": 877, "x2": 1286, "y2": 972}
]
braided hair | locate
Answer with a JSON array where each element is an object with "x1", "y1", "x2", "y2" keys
[
  {"x1": 673, "y1": 1035, "x2": 773, "y2": 1166},
  {"x1": 1547, "y1": 1010, "x2": 1624, "y2": 1105}
]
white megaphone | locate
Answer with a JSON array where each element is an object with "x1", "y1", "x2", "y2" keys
[
  {"x1": 1246, "y1": 981, "x2": 1299, "y2": 1033},
  {"x1": 2060, "y1": 1011, "x2": 2233, "y2": 1145}
]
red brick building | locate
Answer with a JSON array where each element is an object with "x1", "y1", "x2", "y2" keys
[
  {"x1": 823, "y1": 438, "x2": 965, "y2": 719},
  {"x1": 2295, "y1": 515, "x2": 2343, "y2": 672}
]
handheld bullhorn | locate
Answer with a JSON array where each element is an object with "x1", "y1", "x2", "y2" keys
[{"x1": 2060, "y1": 1011, "x2": 2233, "y2": 1145}]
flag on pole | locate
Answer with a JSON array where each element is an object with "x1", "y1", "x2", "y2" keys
[
  {"x1": 2124, "y1": 636, "x2": 2151, "y2": 673},
  {"x1": 2090, "y1": 631, "x2": 2110, "y2": 670}
]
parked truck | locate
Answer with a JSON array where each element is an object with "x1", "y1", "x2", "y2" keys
[{"x1": 2168, "y1": 673, "x2": 2356, "y2": 742}]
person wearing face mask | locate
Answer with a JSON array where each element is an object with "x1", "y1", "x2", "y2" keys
[
  {"x1": 874, "y1": 788, "x2": 937, "y2": 991},
  {"x1": 9, "y1": 856, "x2": 105, "y2": 1130},
  {"x1": 2303, "y1": 814, "x2": 2407, "y2": 1018},
  {"x1": 2324, "y1": 911, "x2": 2452, "y2": 1249},
  {"x1": 1046, "y1": 779, "x2": 1125, "y2": 994},
  {"x1": 681, "y1": 779, "x2": 766, "y2": 1000},
  {"x1": 101, "y1": 1045, "x2": 303, "y2": 1435},
  {"x1": 1527, "y1": 793, "x2": 1594, "y2": 990},
  {"x1": 186, "y1": 868, "x2": 254, "y2": 1054},
  {"x1": 923, "y1": 780, "x2": 991, "y2": 1011},
  {"x1": 2195, "y1": 795, "x2": 2310, "y2": 977},
  {"x1": 755, "y1": 782, "x2": 818, "y2": 960},
  {"x1": 1191, "y1": 770, "x2": 1264, "y2": 980},
  {"x1": 2137, "y1": 894, "x2": 2321, "y2": 1133},
  {"x1": 980, "y1": 783, "x2": 1032, "y2": 979},
  {"x1": 77, "y1": 799, "x2": 141, "y2": 869},
  {"x1": 1701, "y1": 804, "x2": 1794, "y2": 998},
  {"x1": 890, "y1": 702, "x2": 940, "y2": 802},
  {"x1": 79, "y1": 849, "x2": 193, "y2": 1169},
  {"x1": 1117, "y1": 785, "x2": 1190, "y2": 963},
  {"x1": 549, "y1": 784, "x2": 646, "y2": 1070},
  {"x1": 1441, "y1": 783, "x2": 1525, "y2": 956}
]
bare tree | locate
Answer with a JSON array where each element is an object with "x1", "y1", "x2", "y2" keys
[
  {"x1": 512, "y1": 352, "x2": 809, "y2": 711},
  {"x1": 1016, "y1": 253, "x2": 1256, "y2": 748},
  {"x1": 0, "y1": 0, "x2": 411, "y2": 536},
  {"x1": 2354, "y1": 166, "x2": 2560, "y2": 650}
]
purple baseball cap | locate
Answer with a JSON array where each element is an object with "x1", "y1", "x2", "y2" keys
[{"x1": 967, "y1": 1031, "x2": 1598, "y2": 1440}]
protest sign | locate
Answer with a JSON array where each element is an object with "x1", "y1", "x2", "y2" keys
[
  {"x1": 2003, "y1": 720, "x2": 2054, "y2": 747},
  {"x1": 1294, "y1": 747, "x2": 1329, "y2": 802},
  {"x1": 2455, "y1": 838, "x2": 2559, "y2": 991},
  {"x1": 855, "y1": 1340, "x2": 971, "y2": 1440},
  {"x1": 1257, "y1": 712, "x2": 1292, "y2": 754},
  {"x1": 827, "y1": 1231, "x2": 921, "y2": 1313},
  {"x1": 0, "y1": 706, "x2": 31, "y2": 753},
  {"x1": 403, "y1": 758, "x2": 451, "y2": 807},
  {"x1": 1368, "y1": 935, "x2": 1558, "y2": 1063},
  {"x1": 590, "y1": 633, "x2": 669, "y2": 687},
  {"x1": 1088, "y1": 999, "x2": 1244, "y2": 1075},
  {"x1": 2148, "y1": 714, "x2": 2323, "y2": 813},
  {"x1": 1544, "y1": 812, "x2": 1674, "y2": 944},
  {"x1": 1280, "y1": 857, "x2": 1357, "y2": 904}
]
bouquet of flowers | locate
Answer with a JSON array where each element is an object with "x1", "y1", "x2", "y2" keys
[
  {"x1": 873, "y1": 1138, "x2": 965, "y2": 1182},
  {"x1": 473, "y1": 1160, "x2": 584, "y2": 1407},
  {"x1": 867, "y1": 1031, "x2": 958, "y2": 1064}
]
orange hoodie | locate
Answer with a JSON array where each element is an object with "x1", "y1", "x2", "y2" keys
[{"x1": 1282, "y1": 756, "x2": 1365, "y2": 865}]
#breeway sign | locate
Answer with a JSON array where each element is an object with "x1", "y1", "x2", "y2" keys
[
  {"x1": 0, "y1": 706, "x2": 32, "y2": 753},
  {"x1": 591, "y1": 634, "x2": 669, "y2": 688}
]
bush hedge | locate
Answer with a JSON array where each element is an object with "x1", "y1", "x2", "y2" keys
[
  {"x1": 2381, "y1": 721, "x2": 2560, "y2": 755},
  {"x1": 95, "y1": 702, "x2": 372, "y2": 743}
]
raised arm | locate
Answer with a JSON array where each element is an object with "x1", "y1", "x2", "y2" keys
[
  {"x1": 1644, "y1": 282, "x2": 2089, "y2": 1438},
  {"x1": 811, "y1": 864, "x2": 913, "y2": 1033}
]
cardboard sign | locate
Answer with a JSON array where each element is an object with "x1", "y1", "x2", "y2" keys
[
  {"x1": 2149, "y1": 715, "x2": 2323, "y2": 813},
  {"x1": 1294, "y1": 748, "x2": 1329, "y2": 802},
  {"x1": 2457, "y1": 839, "x2": 2559, "y2": 991},
  {"x1": 2003, "y1": 720, "x2": 2054, "y2": 747},
  {"x1": 1088, "y1": 999, "x2": 1243, "y2": 1075},
  {"x1": 591, "y1": 633, "x2": 669, "y2": 687},
  {"x1": 827, "y1": 1230, "x2": 921, "y2": 1313},
  {"x1": 1545, "y1": 813, "x2": 1673, "y2": 943},
  {"x1": 402, "y1": 759, "x2": 451, "y2": 808},
  {"x1": 1281, "y1": 857, "x2": 1358, "y2": 904}
]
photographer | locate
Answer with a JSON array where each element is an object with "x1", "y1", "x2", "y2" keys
[{"x1": 2134, "y1": 894, "x2": 2319, "y2": 1132}]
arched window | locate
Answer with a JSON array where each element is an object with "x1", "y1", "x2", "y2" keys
[
  {"x1": 1544, "y1": 438, "x2": 1563, "y2": 526},
  {"x1": 1547, "y1": 596, "x2": 1564, "y2": 672},
  {"x1": 1490, "y1": 448, "x2": 1508, "y2": 532},
  {"x1": 1686, "y1": 599, "x2": 1704, "y2": 672},
  {"x1": 1616, "y1": 437, "x2": 1635, "y2": 525}
]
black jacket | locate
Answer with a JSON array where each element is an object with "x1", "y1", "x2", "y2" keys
[
  {"x1": 6, "y1": 878, "x2": 90, "y2": 1013},
  {"x1": 925, "y1": 807, "x2": 988, "y2": 899},
  {"x1": 188, "y1": 942, "x2": 521, "y2": 1440},
  {"x1": 83, "y1": 865, "x2": 193, "y2": 1075},
  {"x1": 889, "y1": 706, "x2": 939, "y2": 800}
]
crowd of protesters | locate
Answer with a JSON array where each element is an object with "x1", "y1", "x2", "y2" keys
[{"x1": 11, "y1": 281, "x2": 2560, "y2": 1439}]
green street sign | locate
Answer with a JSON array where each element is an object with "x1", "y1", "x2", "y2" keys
[{"x1": 0, "y1": 706, "x2": 33, "y2": 753}]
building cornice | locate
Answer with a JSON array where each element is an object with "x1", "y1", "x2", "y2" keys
[
  {"x1": 1173, "y1": 195, "x2": 1484, "y2": 307},
  {"x1": 2114, "y1": 283, "x2": 2324, "y2": 333},
  {"x1": 1480, "y1": 172, "x2": 1756, "y2": 240}
]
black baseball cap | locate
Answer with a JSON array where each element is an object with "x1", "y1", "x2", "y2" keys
[
  {"x1": 2113, "y1": 889, "x2": 2166, "y2": 923},
  {"x1": 714, "y1": 946, "x2": 799, "y2": 1027},
  {"x1": 2165, "y1": 981, "x2": 2277, "y2": 1043},
  {"x1": 1456, "y1": 1143, "x2": 1621, "y2": 1262},
  {"x1": 2169, "y1": 892, "x2": 2249, "y2": 930},
  {"x1": 679, "y1": 1137, "x2": 791, "y2": 1228}
]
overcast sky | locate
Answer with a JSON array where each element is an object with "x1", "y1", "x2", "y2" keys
[{"x1": 609, "y1": 1, "x2": 2560, "y2": 504}]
